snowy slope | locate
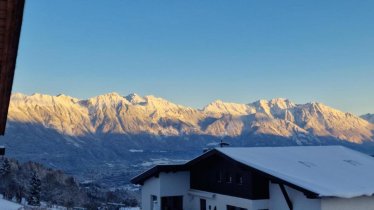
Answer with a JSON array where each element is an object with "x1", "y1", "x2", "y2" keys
[{"x1": 0, "y1": 198, "x2": 23, "y2": 210}]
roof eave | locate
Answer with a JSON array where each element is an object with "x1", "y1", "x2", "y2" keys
[
  {"x1": 130, "y1": 164, "x2": 188, "y2": 185},
  {"x1": 0, "y1": 0, "x2": 25, "y2": 135}
]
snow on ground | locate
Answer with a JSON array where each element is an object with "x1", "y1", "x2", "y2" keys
[
  {"x1": 110, "y1": 184, "x2": 140, "y2": 192},
  {"x1": 120, "y1": 207, "x2": 140, "y2": 210},
  {"x1": 0, "y1": 195, "x2": 69, "y2": 210},
  {"x1": 0, "y1": 198, "x2": 23, "y2": 210},
  {"x1": 140, "y1": 158, "x2": 172, "y2": 167},
  {"x1": 139, "y1": 158, "x2": 188, "y2": 167},
  {"x1": 129, "y1": 149, "x2": 144, "y2": 153}
]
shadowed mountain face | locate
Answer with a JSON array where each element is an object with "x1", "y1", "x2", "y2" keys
[
  {"x1": 2, "y1": 93, "x2": 374, "y2": 183},
  {"x1": 362, "y1": 113, "x2": 374, "y2": 124}
]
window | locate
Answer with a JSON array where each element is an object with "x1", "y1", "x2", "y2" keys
[
  {"x1": 225, "y1": 172, "x2": 232, "y2": 183},
  {"x1": 227, "y1": 205, "x2": 247, "y2": 210},
  {"x1": 217, "y1": 170, "x2": 223, "y2": 183},
  {"x1": 200, "y1": 199, "x2": 206, "y2": 210},
  {"x1": 151, "y1": 195, "x2": 158, "y2": 210},
  {"x1": 235, "y1": 174, "x2": 243, "y2": 185},
  {"x1": 161, "y1": 196, "x2": 183, "y2": 210}
]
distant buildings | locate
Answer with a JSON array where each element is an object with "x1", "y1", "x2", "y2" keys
[{"x1": 132, "y1": 146, "x2": 374, "y2": 210}]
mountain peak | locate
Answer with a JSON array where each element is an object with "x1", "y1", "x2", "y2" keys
[
  {"x1": 269, "y1": 98, "x2": 295, "y2": 109},
  {"x1": 84, "y1": 92, "x2": 129, "y2": 108},
  {"x1": 269, "y1": 97, "x2": 290, "y2": 103},
  {"x1": 56, "y1": 93, "x2": 79, "y2": 102},
  {"x1": 88, "y1": 92, "x2": 125, "y2": 101},
  {"x1": 30, "y1": 92, "x2": 48, "y2": 97},
  {"x1": 203, "y1": 99, "x2": 253, "y2": 116},
  {"x1": 125, "y1": 93, "x2": 145, "y2": 104},
  {"x1": 102, "y1": 92, "x2": 122, "y2": 97},
  {"x1": 361, "y1": 113, "x2": 374, "y2": 123},
  {"x1": 143, "y1": 95, "x2": 181, "y2": 108},
  {"x1": 11, "y1": 92, "x2": 26, "y2": 99},
  {"x1": 211, "y1": 99, "x2": 224, "y2": 104},
  {"x1": 204, "y1": 99, "x2": 237, "y2": 107}
]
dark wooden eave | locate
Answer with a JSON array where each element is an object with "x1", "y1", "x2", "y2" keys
[
  {"x1": 0, "y1": 0, "x2": 25, "y2": 135},
  {"x1": 130, "y1": 164, "x2": 187, "y2": 185},
  {"x1": 279, "y1": 183, "x2": 294, "y2": 210}
]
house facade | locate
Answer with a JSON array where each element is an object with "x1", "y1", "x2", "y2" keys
[{"x1": 132, "y1": 146, "x2": 374, "y2": 210}]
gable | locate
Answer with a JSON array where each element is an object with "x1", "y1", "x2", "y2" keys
[{"x1": 189, "y1": 152, "x2": 269, "y2": 200}]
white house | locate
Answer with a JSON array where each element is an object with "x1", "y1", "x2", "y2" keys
[{"x1": 131, "y1": 146, "x2": 374, "y2": 210}]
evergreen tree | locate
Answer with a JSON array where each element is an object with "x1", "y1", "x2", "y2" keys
[
  {"x1": 27, "y1": 172, "x2": 41, "y2": 206},
  {"x1": 0, "y1": 158, "x2": 10, "y2": 176}
]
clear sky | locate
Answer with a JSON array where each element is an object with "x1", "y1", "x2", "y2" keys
[{"x1": 13, "y1": 0, "x2": 374, "y2": 115}]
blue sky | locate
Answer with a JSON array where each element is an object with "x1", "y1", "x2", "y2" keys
[{"x1": 13, "y1": 0, "x2": 374, "y2": 114}]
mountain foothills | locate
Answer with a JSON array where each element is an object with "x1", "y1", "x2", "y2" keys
[
  {"x1": 2, "y1": 92, "x2": 374, "y2": 183},
  {"x1": 0, "y1": 158, "x2": 138, "y2": 209}
]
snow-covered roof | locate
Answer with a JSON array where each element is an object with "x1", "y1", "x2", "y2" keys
[{"x1": 216, "y1": 146, "x2": 374, "y2": 198}]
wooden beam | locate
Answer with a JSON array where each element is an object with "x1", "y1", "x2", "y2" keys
[
  {"x1": 0, "y1": 0, "x2": 25, "y2": 135},
  {"x1": 279, "y1": 183, "x2": 293, "y2": 210}
]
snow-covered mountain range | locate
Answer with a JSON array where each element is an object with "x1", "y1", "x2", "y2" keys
[
  {"x1": 2, "y1": 92, "x2": 374, "y2": 183},
  {"x1": 8, "y1": 92, "x2": 374, "y2": 143}
]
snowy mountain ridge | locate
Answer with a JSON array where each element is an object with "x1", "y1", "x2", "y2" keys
[{"x1": 8, "y1": 92, "x2": 374, "y2": 144}]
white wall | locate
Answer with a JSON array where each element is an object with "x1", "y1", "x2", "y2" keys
[
  {"x1": 188, "y1": 189, "x2": 269, "y2": 210},
  {"x1": 322, "y1": 196, "x2": 374, "y2": 210},
  {"x1": 160, "y1": 171, "x2": 190, "y2": 210},
  {"x1": 141, "y1": 171, "x2": 190, "y2": 210},
  {"x1": 142, "y1": 174, "x2": 374, "y2": 210},
  {"x1": 159, "y1": 171, "x2": 190, "y2": 196},
  {"x1": 268, "y1": 183, "x2": 321, "y2": 210},
  {"x1": 141, "y1": 176, "x2": 161, "y2": 210},
  {"x1": 269, "y1": 182, "x2": 374, "y2": 210}
]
